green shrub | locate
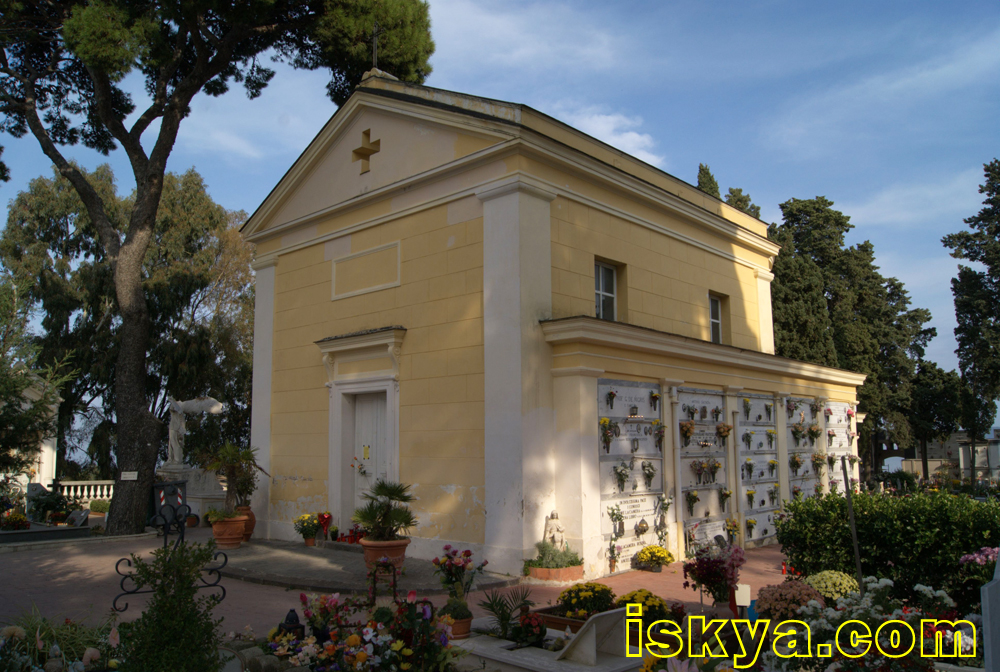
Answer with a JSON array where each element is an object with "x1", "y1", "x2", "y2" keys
[
  {"x1": 117, "y1": 541, "x2": 223, "y2": 672},
  {"x1": 883, "y1": 469, "x2": 917, "y2": 492},
  {"x1": 522, "y1": 541, "x2": 582, "y2": 573},
  {"x1": 776, "y1": 491, "x2": 1000, "y2": 604},
  {"x1": 88, "y1": 499, "x2": 110, "y2": 514}
]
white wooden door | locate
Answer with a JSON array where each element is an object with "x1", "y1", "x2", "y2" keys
[{"x1": 354, "y1": 392, "x2": 387, "y2": 510}]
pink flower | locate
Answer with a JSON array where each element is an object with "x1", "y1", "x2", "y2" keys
[
  {"x1": 407, "y1": 590, "x2": 417, "y2": 603},
  {"x1": 443, "y1": 544, "x2": 452, "y2": 551},
  {"x1": 35, "y1": 628, "x2": 44, "y2": 651},
  {"x1": 300, "y1": 592, "x2": 307, "y2": 604},
  {"x1": 83, "y1": 648, "x2": 101, "y2": 665},
  {"x1": 108, "y1": 626, "x2": 120, "y2": 649}
]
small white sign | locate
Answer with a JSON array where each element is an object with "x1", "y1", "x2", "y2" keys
[
  {"x1": 120, "y1": 471, "x2": 138, "y2": 481},
  {"x1": 735, "y1": 583, "x2": 752, "y2": 607}
]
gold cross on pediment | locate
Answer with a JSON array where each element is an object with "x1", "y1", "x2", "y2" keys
[{"x1": 351, "y1": 129, "x2": 381, "y2": 174}]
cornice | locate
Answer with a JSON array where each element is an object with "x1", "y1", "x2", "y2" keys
[{"x1": 540, "y1": 317, "x2": 867, "y2": 388}]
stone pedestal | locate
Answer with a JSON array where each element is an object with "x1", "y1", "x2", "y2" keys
[{"x1": 156, "y1": 464, "x2": 226, "y2": 525}]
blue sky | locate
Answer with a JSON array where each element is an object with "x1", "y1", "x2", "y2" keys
[{"x1": 2, "y1": 0, "x2": 998, "y2": 383}]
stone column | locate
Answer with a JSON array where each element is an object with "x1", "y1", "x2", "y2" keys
[
  {"x1": 668, "y1": 385, "x2": 684, "y2": 555},
  {"x1": 662, "y1": 379, "x2": 683, "y2": 560},
  {"x1": 552, "y1": 367, "x2": 604, "y2": 578},
  {"x1": 724, "y1": 386, "x2": 743, "y2": 546},
  {"x1": 817, "y1": 397, "x2": 829, "y2": 493},
  {"x1": 478, "y1": 180, "x2": 556, "y2": 576},
  {"x1": 776, "y1": 393, "x2": 790, "y2": 505},
  {"x1": 250, "y1": 258, "x2": 276, "y2": 538}
]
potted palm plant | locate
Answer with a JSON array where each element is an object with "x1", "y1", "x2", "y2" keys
[
  {"x1": 200, "y1": 443, "x2": 269, "y2": 542},
  {"x1": 352, "y1": 479, "x2": 417, "y2": 570}
]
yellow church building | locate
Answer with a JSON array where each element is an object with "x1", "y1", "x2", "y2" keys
[{"x1": 242, "y1": 71, "x2": 865, "y2": 578}]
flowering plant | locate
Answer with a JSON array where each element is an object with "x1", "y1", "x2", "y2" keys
[
  {"x1": 846, "y1": 407, "x2": 856, "y2": 418},
  {"x1": 606, "y1": 389, "x2": 617, "y2": 408},
  {"x1": 652, "y1": 419, "x2": 665, "y2": 448},
  {"x1": 432, "y1": 545, "x2": 488, "y2": 600},
  {"x1": 635, "y1": 545, "x2": 674, "y2": 568},
  {"x1": 768, "y1": 485, "x2": 779, "y2": 506},
  {"x1": 717, "y1": 488, "x2": 731, "y2": 510},
  {"x1": 724, "y1": 518, "x2": 740, "y2": 538},
  {"x1": 789, "y1": 452, "x2": 803, "y2": 475},
  {"x1": 755, "y1": 580, "x2": 825, "y2": 621},
  {"x1": 813, "y1": 482, "x2": 824, "y2": 496},
  {"x1": 715, "y1": 422, "x2": 732, "y2": 440},
  {"x1": 745, "y1": 489, "x2": 756, "y2": 508},
  {"x1": 678, "y1": 420, "x2": 695, "y2": 446},
  {"x1": 745, "y1": 518, "x2": 757, "y2": 537},
  {"x1": 615, "y1": 590, "x2": 685, "y2": 630},
  {"x1": 807, "y1": 423, "x2": 822, "y2": 446},
  {"x1": 641, "y1": 461, "x2": 656, "y2": 488},
  {"x1": 786, "y1": 399, "x2": 798, "y2": 417},
  {"x1": 742, "y1": 397, "x2": 752, "y2": 420},
  {"x1": 743, "y1": 456, "x2": 754, "y2": 480},
  {"x1": 682, "y1": 544, "x2": 745, "y2": 604},
  {"x1": 512, "y1": 612, "x2": 546, "y2": 646},
  {"x1": 690, "y1": 459, "x2": 706, "y2": 484},
  {"x1": 848, "y1": 431, "x2": 858, "y2": 445},
  {"x1": 741, "y1": 430, "x2": 753, "y2": 450},
  {"x1": 824, "y1": 407, "x2": 833, "y2": 417},
  {"x1": 684, "y1": 491, "x2": 700, "y2": 517},
  {"x1": 766, "y1": 428, "x2": 776, "y2": 448},
  {"x1": 767, "y1": 459, "x2": 778, "y2": 477},
  {"x1": 826, "y1": 453, "x2": 837, "y2": 470},
  {"x1": 810, "y1": 451, "x2": 826, "y2": 477},
  {"x1": 790, "y1": 422, "x2": 805, "y2": 446},
  {"x1": 293, "y1": 513, "x2": 321, "y2": 539},
  {"x1": 830, "y1": 478, "x2": 840, "y2": 494},
  {"x1": 712, "y1": 406, "x2": 723, "y2": 421},
  {"x1": 705, "y1": 458, "x2": 721, "y2": 482},
  {"x1": 764, "y1": 402, "x2": 773, "y2": 420},
  {"x1": 599, "y1": 417, "x2": 618, "y2": 451},
  {"x1": 612, "y1": 461, "x2": 631, "y2": 492},
  {"x1": 557, "y1": 582, "x2": 616, "y2": 620},
  {"x1": 803, "y1": 570, "x2": 859, "y2": 600},
  {"x1": 0, "y1": 512, "x2": 29, "y2": 531},
  {"x1": 848, "y1": 454, "x2": 859, "y2": 467},
  {"x1": 809, "y1": 399, "x2": 823, "y2": 417},
  {"x1": 792, "y1": 485, "x2": 803, "y2": 500}
]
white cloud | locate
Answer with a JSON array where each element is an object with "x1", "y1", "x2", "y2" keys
[
  {"x1": 765, "y1": 27, "x2": 1000, "y2": 154},
  {"x1": 840, "y1": 169, "x2": 983, "y2": 229},
  {"x1": 427, "y1": 0, "x2": 622, "y2": 86},
  {"x1": 549, "y1": 105, "x2": 666, "y2": 167}
]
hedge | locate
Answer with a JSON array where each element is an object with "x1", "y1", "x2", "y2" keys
[{"x1": 775, "y1": 492, "x2": 1000, "y2": 606}]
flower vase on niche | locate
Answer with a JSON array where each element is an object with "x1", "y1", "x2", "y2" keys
[
  {"x1": 650, "y1": 391, "x2": 660, "y2": 412},
  {"x1": 607, "y1": 390, "x2": 617, "y2": 410}
]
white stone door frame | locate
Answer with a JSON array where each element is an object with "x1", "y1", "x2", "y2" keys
[{"x1": 328, "y1": 375, "x2": 400, "y2": 533}]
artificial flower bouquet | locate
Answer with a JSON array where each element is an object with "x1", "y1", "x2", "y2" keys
[{"x1": 432, "y1": 544, "x2": 488, "y2": 599}]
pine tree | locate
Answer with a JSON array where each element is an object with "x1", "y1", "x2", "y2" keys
[
  {"x1": 942, "y1": 159, "x2": 1000, "y2": 465},
  {"x1": 725, "y1": 187, "x2": 762, "y2": 218},
  {"x1": 908, "y1": 361, "x2": 962, "y2": 479},
  {"x1": 0, "y1": 0, "x2": 433, "y2": 534},
  {"x1": 697, "y1": 164, "x2": 721, "y2": 198}
]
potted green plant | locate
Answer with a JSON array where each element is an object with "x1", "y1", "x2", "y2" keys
[
  {"x1": 432, "y1": 544, "x2": 488, "y2": 639},
  {"x1": 200, "y1": 443, "x2": 269, "y2": 541},
  {"x1": 205, "y1": 508, "x2": 243, "y2": 549},
  {"x1": 294, "y1": 513, "x2": 321, "y2": 546},
  {"x1": 522, "y1": 541, "x2": 583, "y2": 581},
  {"x1": 352, "y1": 479, "x2": 417, "y2": 569}
]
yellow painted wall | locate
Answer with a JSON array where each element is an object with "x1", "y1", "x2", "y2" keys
[
  {"x1": 548, "y1": 191, "x2": 763, "y2": 349},
  {"x1": 270, "y1": 198, "x2": 486, "y2": 542}
]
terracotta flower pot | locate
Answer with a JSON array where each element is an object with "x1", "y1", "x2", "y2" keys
[
  {"x1": 304, "y1": 537, "x2": 316, "y2": 546},
  {"x1": 526, "y1": 565, "x2": 584, "y2": 581},
  {"x1": 450, "y1": 617, "x2": 472, "y2": 640},
  {"x1": 359, "y1": 537, "x2": 411, "y2": 570},
  {"x1": 211, "y1": 518, "x2": 245, "y2": 550},
  {"x1": 235, "y1": 505, "x2": 255, "y2": 541}
]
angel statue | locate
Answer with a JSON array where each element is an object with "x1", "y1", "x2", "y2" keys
[{"x1": 167, "y1": 396, "x2": 224, "y2": 465}]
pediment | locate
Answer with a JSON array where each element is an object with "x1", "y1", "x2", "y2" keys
[{"x1": 245, "y1": 100, "x2": 505, "y2": 238}]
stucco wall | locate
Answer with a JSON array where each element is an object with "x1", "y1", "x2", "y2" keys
[{"x1": 268, "y1": 198, "x2": 486, "y2": 542}]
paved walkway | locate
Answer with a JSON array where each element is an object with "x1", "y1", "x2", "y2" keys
[{"x1": 0, "y1": 529, "x2": 787, "y2": 636}]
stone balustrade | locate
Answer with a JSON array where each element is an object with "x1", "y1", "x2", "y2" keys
[{"x1": 52, "y1": 480, "x2": 115, "y2": 505}]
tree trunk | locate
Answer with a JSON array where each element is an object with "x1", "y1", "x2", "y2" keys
[
  {"x1": 105, "y1": 216, "x2": 162, "y2": 536},
  {"x1": 920, "y1": 438, "x2": 929, "y2": 481}
]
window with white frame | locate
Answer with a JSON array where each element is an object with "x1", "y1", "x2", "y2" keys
[
  {"x1": 709, "y1": 295, "x2": 722, "y2": 344},
  {"x1": 595, "y1": 262, "x2": 616, "y2": 321}
]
